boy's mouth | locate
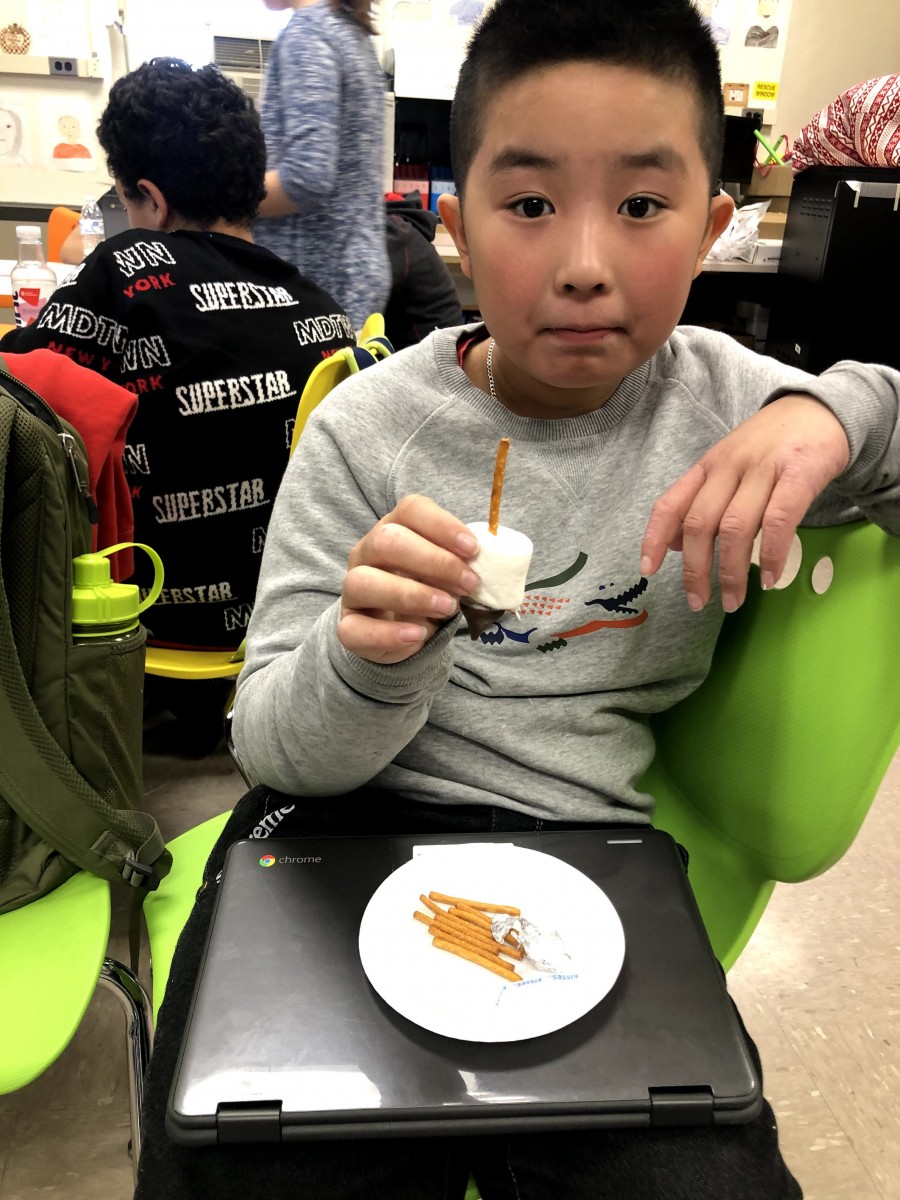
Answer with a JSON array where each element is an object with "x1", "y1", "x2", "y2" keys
[{"x1": 545, "y1": 325, "x2": 623, "y2": 344}]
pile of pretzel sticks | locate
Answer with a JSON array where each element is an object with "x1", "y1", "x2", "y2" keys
[{"x1": 414, "y1": 890, "x2": 525, "y2": 982}]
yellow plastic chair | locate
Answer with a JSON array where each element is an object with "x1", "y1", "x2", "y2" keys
[
  {"x1": 140, "y1": 520, "x2": 899, "y2": 1186},
  {"x1": 143, "y1": 317, "x2": 394, "y2": 685}
]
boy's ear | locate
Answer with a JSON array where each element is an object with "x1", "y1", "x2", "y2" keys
[
  {"x1": 135, "y1": 178, "x2": 170, "y2": 231},
  {"x1": 693, "y1": 191, "x2": 735, "y2": 277},
  {"x1": 437, "y1": 193, "x2": 472, "y2": 279}
]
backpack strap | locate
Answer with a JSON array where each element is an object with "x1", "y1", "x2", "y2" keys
[{"x1": 0, "y1": 671, "x2": 172, "y2": 892}]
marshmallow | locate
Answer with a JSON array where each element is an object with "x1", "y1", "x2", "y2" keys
[{"x1": 465, "y1": 521, "x2": 534, "y2": 610}]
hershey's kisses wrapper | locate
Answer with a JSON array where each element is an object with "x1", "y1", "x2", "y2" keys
[{"x1": 491, "y1": 914, "x2": 572, "y2": 973}]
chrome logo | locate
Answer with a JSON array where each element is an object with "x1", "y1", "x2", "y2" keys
[{"x1": 259, "y1": 854, "x2": 276, "y2": 868}]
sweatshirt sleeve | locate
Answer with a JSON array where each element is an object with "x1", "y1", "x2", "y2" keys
[
  {"x1": 766, "y1": 359, "x2": 900, "y2": 534},
  {"x1": 231, "y1": 391, "x2": 459, "y2": 796},
  {"x1": 268, "y1": 26, "x2": 341, "y2": 214}
]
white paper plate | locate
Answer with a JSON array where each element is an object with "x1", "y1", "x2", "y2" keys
[{"x1": 358, "y1": 844, "x2": 625, "y2": 1042}]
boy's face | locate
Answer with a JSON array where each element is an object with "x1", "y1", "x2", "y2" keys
[
  {"x1": 440, "y1": 62, "x2": 733, "y2": 418},
  {"x1": 0, "y1": 112, "x2": 16, "y2": 155}
]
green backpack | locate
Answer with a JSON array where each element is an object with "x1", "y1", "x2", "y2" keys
[{"x1": 0, "y1": 357, "x2": 171, "y2": 916}]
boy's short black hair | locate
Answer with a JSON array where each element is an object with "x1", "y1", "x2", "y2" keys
[
  {"x1": 97, "y1": 59, "x2": 266, "y2": 228},
  {"x1": 451, "y1": 0, "x2": 725, "y2": 199}
]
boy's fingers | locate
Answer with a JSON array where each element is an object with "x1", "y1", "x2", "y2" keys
[
  {"x1": 676, "y1": 464, "x2": 751, "y2": 609},
  {"x1": 352, "y1": 520, "x2": 479, "y2": 596},
  {"x1": 353, "y1": 494, "x2": 478, "y2": 563},
  {"x1": 640, "y1": 464, "x2": 708, "y2": 576},
  {"x1": 709, "y1": 471, "x2": 782, "y2": 610},
  {"x1": 754, "y1": 473, "x2": 820, "y2": 588},
  {"x1": 343, "y1": 565, "x2": 459, "y2": 620},
  {"x1": 338, "y1": 611, "x2": 430, "y2": 665},
  {"x1": 391, "y1": 493, "x2": 479, "y2": 557}
]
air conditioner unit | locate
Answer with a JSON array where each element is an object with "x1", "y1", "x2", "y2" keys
[{"x1": 213, "y1": 35, "x2": 273, "y2": 102}]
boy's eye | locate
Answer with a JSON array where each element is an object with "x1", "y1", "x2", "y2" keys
[
  {"x1": 619, "y1": 195, "x2": 665, "y2": 219},
  {"x1": 511, "y1": 196, "x2": 554, "y2": 219}
]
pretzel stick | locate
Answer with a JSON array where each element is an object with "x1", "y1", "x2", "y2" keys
[
  {"x1": 429, "y1": 891, "x2": 521, "y2": 916},
  {"x1": 426, "y1": 918, "x2": 506, "y2": 958},
  {"x1": 433, "y1": 937, "x2": 523, "y2": 982},
  {"x1": 447, "y1": 905, "x2": 493, "y2": 930},
  {"x1": 488, "y1": 437, "x2": 510, "y2": 535},
  {"x1": 413, "y1": 910, "x2": 525, "y2": 963},
  {"x1": 414, "y1": 909, "x2": 499, "y2": 952},
  {"x1": 418, "y1": 893, "x2": 449, "y2": 918},
  {"x1": 417, "y1": 895, "x2": 495, "y2": 942},
  {"x1": 431, "y1": 913, "x2": 524, "y2": 960}
]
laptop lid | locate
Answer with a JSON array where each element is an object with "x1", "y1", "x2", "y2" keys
[{"x1": 167, "y1": 829, "x2": 761, "y2": 1145}]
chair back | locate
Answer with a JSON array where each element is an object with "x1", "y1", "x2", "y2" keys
[
  {"x1": 47, "y1": 207, "x2": 80, "y2": 262},
  {"x1": 144, "y1": 317, "x2": 393, "y2": 680},
  {"x1": 644, "y1": 521, "x2": 900, "y2": 968}
]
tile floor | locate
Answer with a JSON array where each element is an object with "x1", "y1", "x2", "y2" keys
[{"x1": 0, "y1": 744, "x2": 897, "y2": 1200}]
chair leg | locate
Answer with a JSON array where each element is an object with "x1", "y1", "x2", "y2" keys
[{"x1": 99, "y1": 957, "x2": 154, "y2": 1181}]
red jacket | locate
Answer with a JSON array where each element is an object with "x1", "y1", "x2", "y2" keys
[{"x1": 3, "y1": 349, "x2": 137, "y2": 578}]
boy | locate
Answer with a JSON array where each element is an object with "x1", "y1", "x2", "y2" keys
[
  {"x1": 1, "y1": 59, "x2": 354, "y2": 657},
  {"x1": 135, "y1": 1, "x2": 900, "y2": 1197},
  {"x1": 384, "y1": 189, "x2": 464, "y2": 348}
]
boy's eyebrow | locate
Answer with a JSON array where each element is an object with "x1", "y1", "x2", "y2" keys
[
  {"x1": 487, "y1": 146, "x2": 560, "y2": 175},
  {"x1": 486, "y1": 145, "x2": 690, "y2": 177},
  {"x1": 618, "y1": 146, "x2": 689, "y2": 174}
]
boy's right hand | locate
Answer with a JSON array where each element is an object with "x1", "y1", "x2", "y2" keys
[{"x1": 340, "y1": 495, "x2": 480, "y2": 664}]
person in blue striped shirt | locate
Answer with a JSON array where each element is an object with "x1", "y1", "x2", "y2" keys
[{"x1": 255, "y1": 0, "x2": 390, "y2": 332}]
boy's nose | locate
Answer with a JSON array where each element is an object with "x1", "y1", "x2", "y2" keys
[{"x1": 554, "y1": 221, "x2": 611, "y2": 293}]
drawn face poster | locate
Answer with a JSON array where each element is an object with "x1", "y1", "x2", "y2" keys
[
  {"x1": 0, "y1": 95, "x2": 29, "y2": 167},
  {"x1": 37, "y1": 96, "x2": 98, "y2": 171}
]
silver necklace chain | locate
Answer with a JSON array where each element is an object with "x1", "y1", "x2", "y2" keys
[{"x1": 486, "y1": 336, "x2": 498, "y2": 402}]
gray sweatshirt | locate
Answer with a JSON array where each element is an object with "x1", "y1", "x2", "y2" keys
[{"x1": 232, "y1": 325, "x2": 900, "y2": 822}]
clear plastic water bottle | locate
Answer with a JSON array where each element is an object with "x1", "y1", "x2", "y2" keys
[
  {"x1": 10, "y1": 225, "x2": 58, "y2": 328},
  {"x1": 79, "y1": 194, "x2": 105, "y2": 256}
]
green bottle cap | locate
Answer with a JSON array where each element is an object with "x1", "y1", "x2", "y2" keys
[
  {"x1": 71, "y1": 542, "x2": 164, "y2": 639},
  {"x1": 72, "y1": 552, "x2": 140, "y2": 635}
]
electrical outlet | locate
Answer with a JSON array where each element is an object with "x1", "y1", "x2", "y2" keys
[
  {"x1": 742, "y1": 107, "x2": 764, "y2": 126},
  {"x1": 48, "y1": 57, "x2": 78, "y2": 76}
]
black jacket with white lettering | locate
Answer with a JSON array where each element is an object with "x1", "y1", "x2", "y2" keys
[{"x1": 1, "y1": 229, "x2": 354, "y2": 649}]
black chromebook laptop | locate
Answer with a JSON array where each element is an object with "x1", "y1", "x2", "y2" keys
[{"x1": 167, "y1": 829, "x2": 761, "y2": 1145}]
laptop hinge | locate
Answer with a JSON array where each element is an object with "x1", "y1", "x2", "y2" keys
[
  {"x1": 649, "y1": 1087, "x2": 715, "y2": 1127},
  {"x1": 216, "y1": 1101, "x2": 283, "y2": 1144}
]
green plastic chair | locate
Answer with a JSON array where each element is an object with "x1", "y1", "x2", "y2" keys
[
  {"x1": 0, "y1": 870, "x2": 153, "y2": 1182},
  {"x1": 140, "y1": 520, "x2": 899, "y2": 1191},
  {"x1": 645, "y1": 520, "x2": 900, "y2": 968}
]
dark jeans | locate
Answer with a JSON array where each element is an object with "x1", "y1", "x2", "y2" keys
[{"x1": 135, "y1": 787, "x2": 802, "y2": 1200}]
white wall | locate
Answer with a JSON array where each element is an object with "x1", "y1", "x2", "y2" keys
[
  {"x1": 0, "y1": 0, "x2": 118, "y2": 207},
  {"x1": 121, "y1": 0, "x2": 289, "y2": 70},
  {"x1": 775, "y1": 0, "x2": 900, "y2": 139}
]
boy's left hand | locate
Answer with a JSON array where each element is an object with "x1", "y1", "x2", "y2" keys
[{"x1": 640, "y1": 394, "x2": 851, "y2": 611}]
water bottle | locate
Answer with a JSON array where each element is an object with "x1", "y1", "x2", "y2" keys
[
  {"x1": 72, "y1": 542, "x2": 164, "y2": 644},
  {"x1": 10, "y1": 225, "x2": 58, "y2": 328},
  {"x1": 79, "y1": 194, "x2": 105, "y2": 257}
]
